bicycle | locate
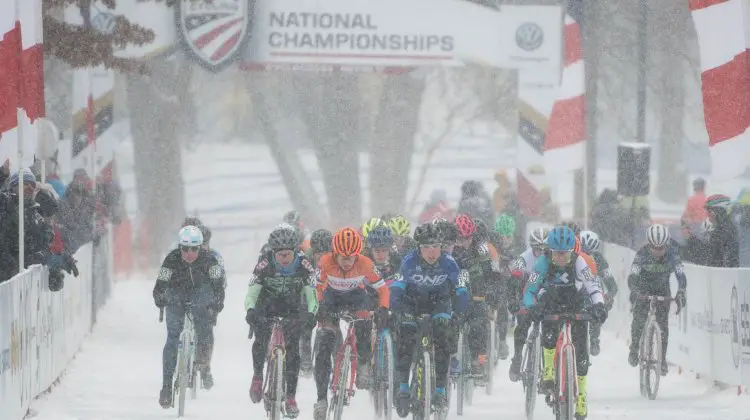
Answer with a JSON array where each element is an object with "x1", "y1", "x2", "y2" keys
[
  {"x1": 327, "y1": 312, "x2": 370, "y2": 420},
  {"x1": 405, "y1": 314, "x2": 449, "y2": 420},
  {"x1": 262, "y1": 316, "x2": 291, "y2": 420},
  {"x1": 370, "y1": 323, "x2": 395, "y2": 420},
  {"x1": 521, "y1": 318, "x2": 542, "y2": 420},
  {"x1": 541, "y1": 312, "x2": 592, "y2": 420},
  {"x1": 159, "y1": 304, "x2": 198, "y2": 418},
  {"x1": 637, "y1": 295, "x2": 675, "y2": 400},
  {"x1": 453, "y1": 324, "x2": 474, "y2": 416}
]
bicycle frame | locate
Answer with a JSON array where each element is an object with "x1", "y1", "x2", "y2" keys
[
  {"x1": 331, "y1": 313, "x2": 365, "y2": 399},
  {"x1": 544, "y1": 313, "x2": 591, "y2": 419}
]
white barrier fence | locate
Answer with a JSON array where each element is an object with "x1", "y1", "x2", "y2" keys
[
  {"x1": 602, "y1": 242, "x2": 750, "y2": 391},
  {"x1": 0, "y1": 244, "x2": 94, "y2": 420}
]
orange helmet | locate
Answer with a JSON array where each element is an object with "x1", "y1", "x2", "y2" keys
[{"x1": 333, "y1": 227, "x2": 363, "y2": 257}]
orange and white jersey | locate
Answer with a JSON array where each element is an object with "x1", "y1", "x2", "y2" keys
[{"x1": 316, "y1": 253, "x2": 390, "y2": 308}]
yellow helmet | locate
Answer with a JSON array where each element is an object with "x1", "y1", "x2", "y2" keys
[
  {"x1": 361, "y1": 217, "x2": 386, "y2": 238},
  {"x1": 388, "y1": 215, "x2": 411, "y2": 236}
]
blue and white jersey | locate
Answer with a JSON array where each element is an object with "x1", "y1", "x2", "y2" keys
[{"x1": 390, "y1": 250, "x2": 468, "y2": 314}]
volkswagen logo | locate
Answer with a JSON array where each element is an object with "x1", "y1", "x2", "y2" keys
[{"x1": 515, "y1": 22, "x2": 544, "y2": 52}]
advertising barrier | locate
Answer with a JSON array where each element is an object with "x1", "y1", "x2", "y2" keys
[
  {"x1": 602, "y1": 242, "x2": 750, "y2": 391},
  {"x1": 0, "y1": 231, "x2": 113, "y2": 420}
]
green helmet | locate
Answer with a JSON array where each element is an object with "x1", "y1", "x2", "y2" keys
[{"x1": 494, "y1": 213, "x2": 516, "y2": 237}]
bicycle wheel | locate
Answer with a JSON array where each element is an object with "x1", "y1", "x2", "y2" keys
[
  {"x1": 189, "y1": 350, "x2": 198, "y2": 400},
  {"x1": 556, "y1": 346, "x2": 576, "y2": 420},
  {"x1": 411, "y1": 351, "x2": 432, "y2": 420},
  {"x1": 523, "y1": 330, "x2": 540, "y2": 420},
  {"x1": 638, "y1": 322, "x2": 650, "y2": 398},
  {"x1": 380, "y1": 330, "x2": 395, "y2": 420},
  {"x1": 644, "y1": 324, "x2": 662, "y2": 400},
  {"x1": 272, "y1": 348, "x2": 285, "y2": 420},
  {"x1": 486, "y1": 320, "x2": 496, "y2": 395},
  {"x1": 176, "y1": 340, "x2": 188, "y2": 417},
  {"x1": 455, "y1": 331, "x2": 465, "y2": 416},
  {"x1": 328, "y1": 345, "x2": 352, "y2": 420},
  {"x1": 461, "y1": 328, "x2": 474, "y2": 406}
]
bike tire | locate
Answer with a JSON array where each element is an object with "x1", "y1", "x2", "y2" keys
[
  {"x1": 176, "y1": 343, "x2": 188, "y2": 417},
  {"x1": 420, "y1": 351, "x2": 433, "y2": 420},
  {"x1": 557, "y1": 346, "x2": 576, "y2": 420},
  {"x1": 646, "y1": 324, "x2": 662, "y2": 400},
  {"x1": 455, "y1": 331, "x2": 464, "y2": 416},
  {"x1": 638, "y1": 323, "x2": 649, "y2": 398},
  {"x1": 329, "y1": 345, "x2": 352, "y2": 420},
  {"x1": 189, "y1": 354, "x2": 198, "y2": 400},
  {"x1": 273, "y1": 348, "x2": 285, "y2": 420},
  {"x1": 523, "y1": 330, "x2": 540, "y2": 420},
  {"x1": 381, "y1": 331, "x2": 395, "y2": 420},
  {"x1": 486, "y1": 320, "x2": 496, "y2": 396},
  {"x1": 462, "y1": 328, "x2": 474, "y2": 406}
]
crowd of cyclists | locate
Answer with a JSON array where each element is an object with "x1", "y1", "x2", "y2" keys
[{"x1": 151, "y1": 206, "x2": 689, "y2": 420}]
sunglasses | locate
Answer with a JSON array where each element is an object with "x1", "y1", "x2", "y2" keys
[
  {"x1": 420, "y1": 243, "x2": 442, "y2": 249},
  {"x1": 180, "y1": 246, "x2": 200, "y2": 252}
]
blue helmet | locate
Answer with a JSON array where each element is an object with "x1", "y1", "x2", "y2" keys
[
  {"x1": 366, "y1": 225, "x2": 394, "y2": 249},
  {"x1": 547, "y1": 226, "x2": 576, "y2": 251}
]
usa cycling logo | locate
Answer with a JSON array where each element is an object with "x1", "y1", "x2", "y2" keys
[{"x1": 411, "y1": 274, "x2": 448, "y2": 286}]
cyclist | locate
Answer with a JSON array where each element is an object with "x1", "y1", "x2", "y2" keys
[
  {"x1": 364, "y1": 224, "x2": 402, "y2": 286},
  {"x1": 704, "y1": 194, "x2": 740, "y2": 267},
  {"x1": 452, "y1": 214, "x2": 495, "y2": 378},
  {"x1": 432, "y1": 217, "x2": 459, "y2": 255},
  {"x1": 579, "y1": 230, "x2": 618, "y2": 356},
  {"x1": 361, "y1": 217, "x2": 387, "y2": 239},
  {"x1": 313, "y1": 228, "x2": 390, "y2": 420},
  {"x1": 153, "y1": 226, "x2": 225, "y2": 408},
  {"x1": 392, "y1": 223, "x2": 468, "y2": 417},
  {"x1": 627, "y1": 224, "x2": 687, "y2": 374},
  {"x1": 508, "y1": 227, "x2": 548, "y2": 382},
  {"x1": 388, "y1": 215, "x2": 417, "y2": 258},
  {"x1": 245, "y1": 226, "x2": 318, "y2": 417},
  {"x1": 300, "y1": 228, "x2": 332, "y2": 375},
  {"x1": 257, "y1": 223, "x2": 300, "y2": 261},
  {"x1": 523, "y1": 226, "x2": 607, "y2": 419},
  {"x1": 487, "y1": 213, "x2": 519, "y2": 360}
]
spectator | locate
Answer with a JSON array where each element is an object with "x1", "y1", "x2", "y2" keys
[
  {"x1": 418, "y1": 189, "x2": 454, "y2": 223},
  {"x1": 732, "y1": 188, "x2": 750, "y2": 267},
  {"x1": 681, "y1": 178, "x2": 709, "y2": 263},
  {"x1": 704, "y1": 194, "x2": 739, "y2": 268},
  {"x1": 591, "y1": 189, "x2": 629, "y2": 247},
  {"x1": 57, "y1": 171, "x2": 96, "y2": 254},
  {"x1": 0, "y1": 169, "x2": 54, "y2": 281},
  {"x1": 457, "y1": 180, "x2": 494, "y2": 228}
]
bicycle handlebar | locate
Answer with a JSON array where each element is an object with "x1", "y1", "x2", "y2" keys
[{"x1": 543, "y1": 313, "x2": 592, "y2": 322}]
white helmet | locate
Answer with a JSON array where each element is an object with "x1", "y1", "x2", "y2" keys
[
  {"x1": 529, "y1": 227, "x2": 549, "y2": 247},
  {"x1": 579, "y1": 230, "x2": 600, "y2": 253},
  {"x1": 178, "y1": 225, "x2": 204, "y2": 247},
  {"x1": 646, "y1": 224, "x2": 670, "y2": 247}
]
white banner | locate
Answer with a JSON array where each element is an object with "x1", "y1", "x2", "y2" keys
[
  {"x1": 241, "y1": 0, "x2": 563, "y2": 82},
  {"x1": 602, "y1": 243, "x2": 750, "y2": 390},
  {"x1": 0, "y1": 243, "x2": 93, "y2": 420}
]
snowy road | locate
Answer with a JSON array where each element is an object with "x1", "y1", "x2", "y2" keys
[{"x1": 28, "y1": 266, "x2": 748, "y2": 420}]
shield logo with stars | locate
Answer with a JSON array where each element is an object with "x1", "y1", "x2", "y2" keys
[{"x1": 176, "y1": 0, "x2": 252, "y2": 72}]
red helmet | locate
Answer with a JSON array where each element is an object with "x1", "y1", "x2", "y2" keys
[{"x1": 454, "y1": 214, "x2": 476, "y2": 238}]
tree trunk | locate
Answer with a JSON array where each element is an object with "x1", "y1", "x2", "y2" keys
[
  {"x1": 296, "y1": 73, "x2": 363, "y2": 227},
  {"x1": 369, "y1": 73, "x2": 426, "y2": 217},
  {"x1": 245, "y1": 71, "x2": 326, "y2": 228},
  {"x1": 126, "y1": 56, "x2": 188, "y2": 266},
  {"x1": 581, "y1": 0, "x2": 601, "y2": 224},
  {"x1": 656, "y1": 0, "x2": 688, "y2": 203}
]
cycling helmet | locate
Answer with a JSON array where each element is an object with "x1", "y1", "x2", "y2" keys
[
  {"x1": 388, "y1": 215, "x2": 411, "y2": 236},
  {"x1": 494, "y1": 213, "x2": 516, "y2": 237},
  {"x1": 547, "y1": 226, "x2": 576, "y2": 251},
  {"x1": 454, "y1": 214, "x2": 476, "y2": 238},
  {"x1": 182, "y1": 217, "x2": 203, "y2": 228},
  {"x1": 178, "y1": 226, "x2": 203, "y2": 247},
  {"x1": 283, "y1": 210, "x2": 301, "y2": 227},
  {"x1": 579, "y1": 230, "x2": 600, "y2": 254},
  {"x1": 529, "y1": 227, "x2": 548, "y2": 247},
  {"x1": 366, "y1": 225, "x2": 394, "y2": 249},
  {"x1": 268, "y1": 227, "x2": 299, "y2": 250},
  {"x1": 414, "y1": 223, "x2": 442, "y2": 245},
  {"x1": 705, "y1": 194, "x2": 731, "y2": 209},
  {"x1": 361, "y1": 217, "x2": 385, "y2": 238},
  {"x1": 562, "y1": 220, "x2": 581, "y2": 236},
  {"x1": 310, "y1": 229, "x2": 333, "y2": 254},
  {"x1": 473, "y1": 218, "x2": 489, "y2": 242},
  {"x1": 646, "y1": 224, "x2": 670, "y2": 247},
  {"x1": 433, "y1": 219, "x2": 458, "y2": 243},
  {"x1": 333, "y1": 227, "x2": 363, "y2": 256}
]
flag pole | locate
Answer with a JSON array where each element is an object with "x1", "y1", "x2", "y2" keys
[{"x1": 17, "y1": 109, "x2": 24, "y2": 273}]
